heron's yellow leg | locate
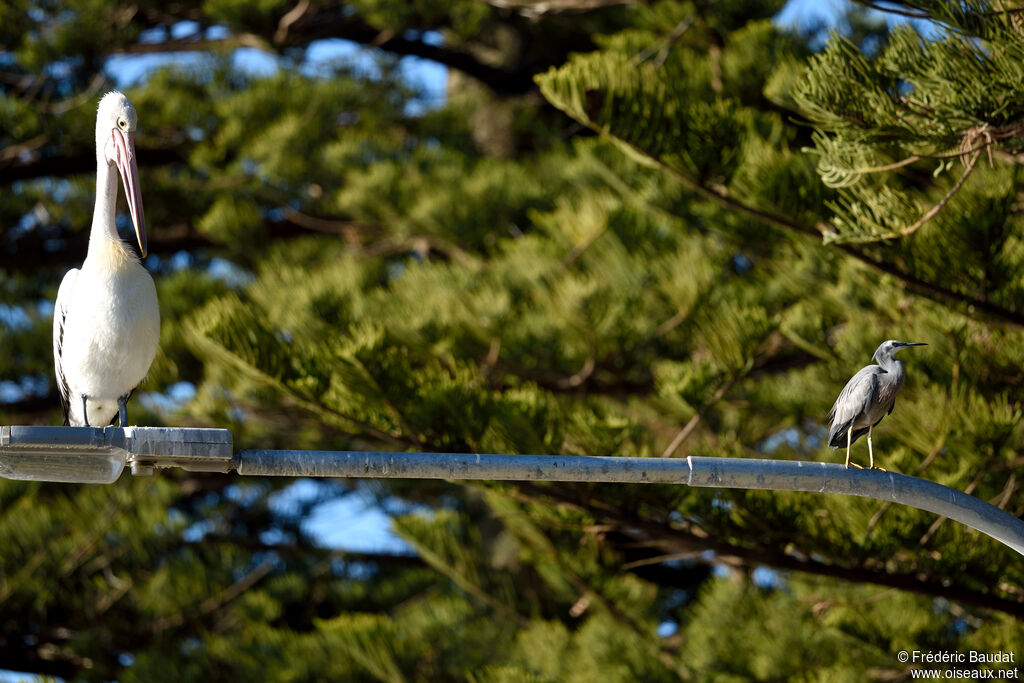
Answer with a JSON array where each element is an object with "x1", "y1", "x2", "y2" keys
[
  {"x1": 868, "y1": 425, "x2": 873, "y2": 469},
  {"x1": 846, "y1": 427, "x2": 865, "y2": 469},
  {"x1": 867, "y1": 425, "x2": 886, "y2": 471}
]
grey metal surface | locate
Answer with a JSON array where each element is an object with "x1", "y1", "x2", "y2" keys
[
  {"x1": 0, "y1": 426, "x2": 129, "y2": 483},
  {"x1": 0, "y1": 426, "x2": 234, "y2": 482},
  {"x1": 237, "y1": 449, "x2": 1024, "y2": 555},
  {"x1": 126, "y1": 426, "x2": 234, "y2": 473},
  {"x1": 685, "y1": 457, "x2": 1024, "y2": 554},
  {"x1": 235, "y1": 449, "x2": 689, "y2": 482},
  {"x1": 3, "y1": 426, "x2": 1020, "y2": 555}
]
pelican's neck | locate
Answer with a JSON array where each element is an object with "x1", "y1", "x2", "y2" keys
[{"x1": 86, "y1": 155, "x2": 134, "y2": 268}]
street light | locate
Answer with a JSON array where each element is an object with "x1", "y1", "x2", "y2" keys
[
  {"x1": 1, "y1": 425, "x2": 1023, "y2": 555},
  {"x1": 0, "y1": 426, "x2": 233, "y2": 483}
]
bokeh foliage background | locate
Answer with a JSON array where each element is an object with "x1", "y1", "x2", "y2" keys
[{"x1": 1, "y1": 0, "x2": 1022, "y2": 679}]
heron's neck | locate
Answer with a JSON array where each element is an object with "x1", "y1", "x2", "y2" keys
[
  {"x1": 878, "y1": 356, "x2": 904, "y2": 375},
  {"x1": 86, "y1": 157, "x2": 133, "y2": 268}
]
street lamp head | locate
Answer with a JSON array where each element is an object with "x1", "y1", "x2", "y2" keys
[{"x1": 0, "y1": 426, "x2": 234, "y2": 484}]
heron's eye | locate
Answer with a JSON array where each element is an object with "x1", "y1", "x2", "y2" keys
[{"x1": 117, "y1": 117, "x2": 128, "y2": 130}]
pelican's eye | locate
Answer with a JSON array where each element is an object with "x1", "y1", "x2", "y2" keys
[{"x1": 117, "y1": 117, "x2": 128, "y2": 131}]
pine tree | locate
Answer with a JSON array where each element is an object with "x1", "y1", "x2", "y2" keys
[{"x1": 0, "y1": 1, "x2": 1021, "y2": 680}]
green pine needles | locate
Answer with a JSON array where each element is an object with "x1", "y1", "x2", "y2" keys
[{"x1": 1, "y1": 0, "x2": 1023, "y2": 678}]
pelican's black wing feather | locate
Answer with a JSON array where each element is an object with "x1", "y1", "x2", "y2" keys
[{"x1": 52, "y1": 269, "x2": 79, "y2": 425}]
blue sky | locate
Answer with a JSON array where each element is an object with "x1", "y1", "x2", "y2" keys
[{"x1": 103, "y1": 25, "x2": 448, "y2": 114}]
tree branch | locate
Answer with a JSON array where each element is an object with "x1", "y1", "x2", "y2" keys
[
  {"x1": 888, "y1": 150, "x2": 981, "y2": 239},
  {"x1": 483, "y1": 0, "x2": 638, "y2": 17},
  {"x1": 151, "y1": 557, "x2": 276, "y2": 633},
  {"x1": 633, "y1": 519, "x2": 1024, "y2": 616},
  {"x1": 660, "y1": 375, "x2": 736, "y2": 458},
  {"x1": 0, "y1": 212, "x2": 362, "y2": 276},
  {"x1": 0, "y1": 144, "x2": 188, "y2": 184},
  {"x1": 0, "y1": 643, "x2": 80, "y2": 681},
  {"x1": 0, "y1": 394, "x2": 60, "y2": 420},
  {"x1": 600, "y1": 131, "x2": 1024, "y2": 328},
  {"x1": 115, "y1": 10, "x2": 540, "y2": 94},
  {"x1": 851, "y1": 1, "x2": 932, "y2": 19},
  {"x1": 514, "y1": 482, "x2": 1024, "y2": 617}
]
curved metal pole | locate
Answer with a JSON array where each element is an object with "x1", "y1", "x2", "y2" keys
[
  {"x1": 2, "y1": 427, "x2": 1020, "y2": 554},
  {"x1": 236, "y1": 450, "x2": 1024, "y2": 556}
]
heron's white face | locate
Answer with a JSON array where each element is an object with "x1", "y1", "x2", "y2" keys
[
  {"x1": 96, "y1": 92, "x2": 147, "y2": 256},
  {"x1": 875, "y1": 340, "x2": 899, "y2": 359},
  {"x1": 872, "y1": 339, "x2": 926, "y2": 362}
]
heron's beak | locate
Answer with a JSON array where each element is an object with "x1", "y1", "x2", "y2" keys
[
  {"x1": 897, "y1": 342, "x2": 927, "y2": 348},
  {"x1": 108, "y1": 128, "x2": 147, "y2": 257}
]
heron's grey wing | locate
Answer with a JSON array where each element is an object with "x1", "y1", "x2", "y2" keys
[
  {"x1": 827, "y1": 366, "x2": 880, "y2": 448},
  {"x1": 53, "y1": 268, "x2": 78, "y2": 425}
]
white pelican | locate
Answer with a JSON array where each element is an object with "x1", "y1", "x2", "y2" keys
[{"x1": 52, "y1": 91, "x2": 159, "y2": 426}]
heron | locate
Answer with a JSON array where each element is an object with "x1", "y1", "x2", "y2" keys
[
  {"x1": 52, "y1": 91, "x2": 160, "y2": 427},
  {"x1": 827, "y1": 340, "x2": 926, "y2": 470}
]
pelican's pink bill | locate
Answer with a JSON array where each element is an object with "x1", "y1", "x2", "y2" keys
[{"x1": 108, "y1": 128, "x2": 147, "y2": 256}]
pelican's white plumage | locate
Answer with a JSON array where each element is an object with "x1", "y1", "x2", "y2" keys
[{"x1": 53, "y1": 91, "x2": 159, "y2": 426}]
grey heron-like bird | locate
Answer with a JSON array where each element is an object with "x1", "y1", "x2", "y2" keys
[
  {"x1": 52, "y1": 91, "x2": 159, "y2": 427},
  {"x1": 827, "y1": 340, "x2": 926, "y2": 469}
]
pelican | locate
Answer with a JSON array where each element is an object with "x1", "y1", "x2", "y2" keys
[{"x1": 52, "y1": 91, "x2": 159, "y2": 427}]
